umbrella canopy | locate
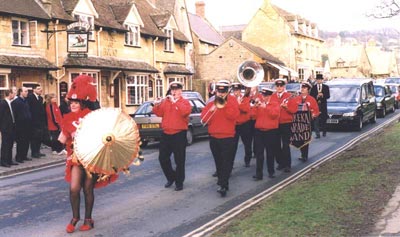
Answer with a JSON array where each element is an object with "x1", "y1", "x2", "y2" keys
[{"x1": 74, "y1": 108, "x2": 141, "y2": 175}]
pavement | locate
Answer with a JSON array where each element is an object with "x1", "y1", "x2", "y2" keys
[{"x1": 0, "y1": 145, "x2": 399, "y2": 236}]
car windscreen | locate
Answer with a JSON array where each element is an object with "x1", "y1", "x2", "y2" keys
[
  {"x1": 374, "y1": 86, "x2": 385, "y2": 97},
  {"x1": 385, "y1": 78, "x2": 400, "y2": 84},
  {"x1": 328, "y1": 86, "x2": 360, "y2": 103},
  {"x1": 135, "y1": 103, "x2": 153, "y2": 114},
  {"x1": 388, "y1": 85, "x2": 398, "y2": 93},
  {"x1": 286, "y1": 83, "x2": 300, "y2": 91},
  {"x1": 258, "y1": 82, "x2": 275, "y2": 91}
]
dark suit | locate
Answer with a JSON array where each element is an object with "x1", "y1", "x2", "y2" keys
[
  {"x1": 310, "y1": 83, "x2": 330, "y2": 135},
  {"x1": 0, "y1": 99, "x2": 16, "y2": 165},
  {"x1": 27, "y1": 93, "x2": 46, "y2": 157},
  {"x1": 12, "y1": 96, "x2": 32, "y2": 162}
]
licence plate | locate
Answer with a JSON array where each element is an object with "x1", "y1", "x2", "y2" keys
[
  {"x1": 326, "y1": 119, "x2": 339, "y2": 124},
  {"x1": 141, "y1": 123, "x2": 160, "y2": 129}
]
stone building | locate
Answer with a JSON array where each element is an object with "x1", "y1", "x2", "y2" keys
[{"x1": 0, "y1": 0, "x2": 193, "y2": 114}]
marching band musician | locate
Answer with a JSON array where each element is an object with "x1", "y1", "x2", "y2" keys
[
  {"x1": 152, "y1": 81, "x2": 192, "y2": 191},
  {"x1": 201, "y1": 80, "x2": 239, "y2": 197},
  {"x1": 252, "y1": 87, "x2": 280, "y2": 180},
  {"x1": 293, "y1": 81, "x2": 320, "y2": 161},
  {"x1": 248, "y1": 86, "x2": 262, "y2": 159},
  {"x1": 270, "y1": 79, "x2": 297, "y2": 173},
  {"x1": 231, "y1": 82, "x2": 253, "y2": 167},
  {"x1": 310, "y1": 74, "x2": 330, "y2": 138}
]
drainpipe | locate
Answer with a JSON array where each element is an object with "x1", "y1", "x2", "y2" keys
[
  {"x1": 54, "y1": 19, "x2": 61, "y2": 104},
  {"x1": 153, "y1": 37, "x2": 159, "y2": 95},
  {"x1": 97, "y1": 27, "x2": 103, "y2": 106}
]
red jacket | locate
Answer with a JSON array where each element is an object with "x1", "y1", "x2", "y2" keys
[
  {"x1": 152, "y1": 97, "x2": 191, "y2": 135},
  {"x1": 61, "y1": 108, "x2": 91, "y2": 156},
  {"x1": 236, "y1": 96, "x2": 251, "y2": 125},
  {"x1": 249, "y1": 93, "x2": 263, "y2": 120},
  {"x1": 270, "y1": 92, "x2": 297, "y2": 124},
  {"x1": 254, "y1": 100, "x2": 280, "y2": 131},
  {"x1": 292, "y1": 95, "x2": 320, "y2": 118},
  {"x1": 46, "y1": 102, "x2": 63, "y2": 131},
  {"x1": 201, "y1": 94, "x2": 239, "y2": 138}
]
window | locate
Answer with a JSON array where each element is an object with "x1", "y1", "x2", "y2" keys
[
  {"x1": 164, "y1": 28, "x2": 173, "y2": 52},
  {"x1": 298, "y1": 68, "x2": 305, "y2": 80},
  {"x1": 125, "y1": 24, "x2": 140, "y2": 46},
  {"x1": 12, "y1": 19, "x2": 29, "y2": 46},
  {"x1": 74, "y1": 14, "x2": 95, "y2": 40},
  {"x1": 148, "y1": 80, "x2": 153, "y2": 98},
  {"x1": 126, "y1": 75, "x2": 148, "y2": 105},
  {"x1": 0, "y1": 75, "x2": 9, "y2": 99},
  {"x1": 168, "y1": 77, "x2": 186, "y2": 87},
  {"x1": 155, "y1": 78, "x2": 163, "y2": 98}
]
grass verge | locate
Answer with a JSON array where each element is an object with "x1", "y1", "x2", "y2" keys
[{"x1": 213, "y1": 123, "x2": 400, "y2": 237}]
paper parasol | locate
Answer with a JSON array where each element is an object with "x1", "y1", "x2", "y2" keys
[{"x1": 73, "y1": 108, "x2": 142, "y2": 175}]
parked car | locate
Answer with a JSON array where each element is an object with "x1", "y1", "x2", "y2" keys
[
  {"x1": 386, "y1": 83, "x2": 400, "y2": 109},
  {"x1": 130, "y1": 98, "x2": 208, "y2": 147},
  {"x1": 182, "y1": 90, "x2": 204, "y2": 102},
  {"x1": 373, "y1": 84, "x2": 396, "y2": 117},
  {"x1": 326, "y1": 79, "x2": 377, "y2": 131},
  {"x1": 384, "y1": 77, "x2": 400, "y2": 84},
  {"x1": 285, "y1": 83, "x2": 301, "y2": 96},
  {"x1": 258, "y1": 81, "x2": 275, "y2": 91}
]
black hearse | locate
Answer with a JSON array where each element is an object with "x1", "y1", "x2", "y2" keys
[{"x1": 325, "y1": 78, "x2": 377, "y2": 131}]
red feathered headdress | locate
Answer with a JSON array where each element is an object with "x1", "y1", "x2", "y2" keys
[{"x1": 67, "y1": 75, "x2": 97, "y2": 102}]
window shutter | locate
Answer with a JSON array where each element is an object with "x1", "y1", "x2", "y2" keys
[{"x1": 29, "y1": 20, "x2": 37, "y2": 46}]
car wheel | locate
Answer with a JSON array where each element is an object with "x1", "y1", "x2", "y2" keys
[
  {"x1": 140, "y1": 139, "x2": 148, "y2": 148},
  {"x1": 370, "y1": 112, "x2": 376, "y2": 123},
  {"x1": 186, "y1": 128, "x2": 194, "y2": 146},
  {"x1": 355, "y1": 116, "x2": 363, "y2": 131}
]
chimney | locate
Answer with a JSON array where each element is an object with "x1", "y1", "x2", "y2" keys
[
  {"x1": 40, "y1": 0, "x2": 52, "y2": 14},
  {"x1": 195, "y1": 1, "x2": 205, "y2": 18}
]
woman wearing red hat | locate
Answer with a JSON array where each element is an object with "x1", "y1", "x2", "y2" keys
[{"x1": 58, "y1": 75, "x2": 117, "y2": 233}]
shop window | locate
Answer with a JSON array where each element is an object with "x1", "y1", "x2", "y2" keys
[{"x1": 69, "y1": 72, "x2": 99, "y2": 97}]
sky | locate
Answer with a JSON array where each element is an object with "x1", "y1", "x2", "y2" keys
[{"x1": 185, "y1": 0, "x2": 400, "y2": 32}]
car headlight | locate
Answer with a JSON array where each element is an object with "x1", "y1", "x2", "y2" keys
[
  {"x1": 376, "y1": 102, "x2": 382, "y2": 107},
  {"x1": 343, "y1": 112, "x2": 357, "y2": 117}
]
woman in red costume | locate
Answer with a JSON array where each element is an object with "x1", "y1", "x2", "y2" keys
[{"x1": 58, "y1": 75, "x2": 117, "y2": 233}]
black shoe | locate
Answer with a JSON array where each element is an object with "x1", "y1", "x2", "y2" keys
[
  {"x1": 299, "y1": 157, "x2": 308, "y2": 162},
  {"x1": 0, "y1": 163, "x2": 10, "y2": 168},
  {"x1": 244, "y1": 163, "x2": 250, "y2": 167},
  {"x1": 39, "y1": 153, "x2": 46, "y2": 157},
  {"x1": 212, "y1": 171, "x2": 217, "y2": 177},
  {"x1": 24, "y1": 157, "x2": 32, "y2": 161},
  {"x1": 9, "y1": 162, "x2": 19, "y2": 166},
  {"x1": 175, "y1": 185, "x2": 183, "y2": 191},
  {"x1": 217, "y1": 187, "x2": 227, "y2": 197},
  {"x1": 16, "y1": 160, "x2": 24, "y2": 163},
  {"x1": 284, "y1": 167, "x2": 291, "y2": 173},
  {"x1": 323, "y1": 132, "x2": 326, "y2": 137},
  {"x1": 268, "y1": 174, "x2": 275, "y2": 178},
  {"x1": 252, "y1": 175, "x2": 263, "y2": 181},
  {"x1": 32, "y1": 154, "x2": 40, "y2": 158},
  {"x1": 164, "y1": 180, "x2": 174, "y2": 188},
  {"x1": 276, "y1": 165, "x2": 285, "y2": 170}
]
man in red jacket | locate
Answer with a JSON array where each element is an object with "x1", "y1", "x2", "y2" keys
[
  {"x1": 201, "y1": 80, "x2": 239, "y2": 197},
  {"x1": 153, "y1": 81, "x2": 192, "y2": 191},
  {"x1": 270, "y1": 79, "x2": 297, "y2": 173}
]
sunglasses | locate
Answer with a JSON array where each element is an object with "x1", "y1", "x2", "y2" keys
[
  {"x1": 301, "y1": 85, "x2": 309, "y2": 88},
  {"x1": 216, "y1": 89, "x2": 228, "y2": 93},
  {"x1": 275, "y1": 84, "x2": 284, "y2": 87}
]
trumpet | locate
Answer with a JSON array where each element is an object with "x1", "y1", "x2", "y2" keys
[{"x1": 152, "y1": 94, "x2": 176, "y2": 106}]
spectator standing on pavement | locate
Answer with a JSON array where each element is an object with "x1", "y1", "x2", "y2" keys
[
  {"x1": 11, "y1": 87, "x2": 32, "y2": 163},
  {"x1": 292, "y1": 81, "x2": 320, "y2": 161},
  {"x1": 27, "y1": 84, "x2": 47, "y2": 158},
  {"x1": 270, "y1": 79, "x2": 297, "y2": 173},
  {"x1": 58, "y1": 75, "x2": 117, "y2": 233},
  {"x1": 201, "y1": 80, "x2": 240, "y2": 197},
  {"x1": 59, "y1": 93, "x2": 70, "y2": 115},
  {"x1": 310, "y1": 74, "x2": 330, "y2": 138},
  {"x1": 152, "y1": 81, "x2": 191, "y2": 191},
  {"x1": 45, "y1": 93, "x2": 66, "y2": 155},
  {"x1": 0, "y1": 89, "x2": 17, "y2": 167}
]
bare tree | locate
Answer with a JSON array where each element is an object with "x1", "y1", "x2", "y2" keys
[{"x1": 368, "y1": 0, "x2": 400, "y2": 18}]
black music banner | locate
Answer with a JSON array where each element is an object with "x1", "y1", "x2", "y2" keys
[{"x1": 290, "y1": 110, "x2": 312, "y2": 148}]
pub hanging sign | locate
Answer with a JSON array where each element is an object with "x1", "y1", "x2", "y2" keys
[{"x1": 67, "y1": 22, "x2": 90, "y2": 57}]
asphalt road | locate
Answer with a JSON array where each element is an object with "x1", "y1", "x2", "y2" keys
[{"x1": 0, "y1": 110, "x2": 398, "y2": 237}]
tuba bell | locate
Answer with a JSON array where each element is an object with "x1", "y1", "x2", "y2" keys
[{"x1": 237, "y1": 60, "x2": 264, "y2": 88}]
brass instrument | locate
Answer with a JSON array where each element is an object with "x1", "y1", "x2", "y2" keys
[
  {"x1": 152, "y1": 94, "x2": 176, "y2": 106},
  {"x1": 237, "y1": 60, "x2": 264, "y2": 88}
]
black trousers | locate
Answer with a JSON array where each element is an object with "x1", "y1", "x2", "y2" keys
[
  {"x1": 254, "y1": 129, "x2": 279, "y2": 177},
  {"x1": 277, "y1": 123, "x2": 292, "y2": 168},
  {"x1": 234, "y1": 121, "x2": 253, "y2": 165},
  {"x1": 30, "y1": 127, "x2": 44, "y2": 156},
  {"x1": 158, "y1": 131, "x2": 187, "y2": 186},
  {"x1": 49, "y1": 130, "x2": 64, "y2": 152},
  {"x1": 314, "y1": 115, "x2": 327, "y2": 135},
  {"x1": 300, "y1": 144, "x2": 309, "y2": 159},
  {"x1": 1, "y1": 128, "x2": 15, "y2": 165},
  {"x1": 210, "y1": 136, "x2": 236, "y2": 188},
  {"x1": 15, "y1": 123, "x2": 30, "y2": 161}
]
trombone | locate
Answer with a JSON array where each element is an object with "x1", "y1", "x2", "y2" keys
[{"x1": 201, "y1": 60, "x2": 264, "y2": 126}]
